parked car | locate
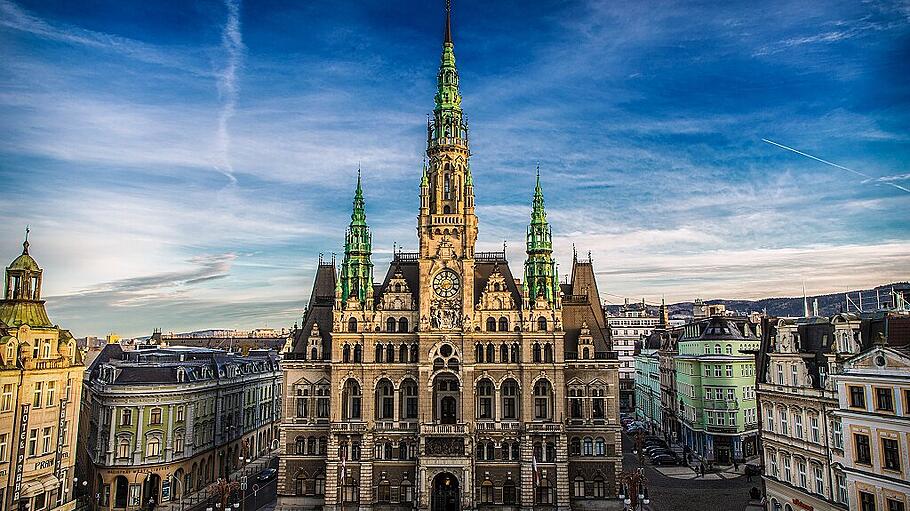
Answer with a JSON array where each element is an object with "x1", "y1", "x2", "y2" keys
[
  {"x1": 645, "y1": 449, "x2": 676, "y2": 458},
  {"x1": 642, "y1": 438, "x2": 667, "y2": 447},
  {"x1": 256, "y1": 468, "x2": 277, "y2": 482},
  {"x1": 643, "y1": 445, "x2": 674, "y2": 455},
  {"x1": 650, "y1": 454, "x2": 680, "y2": 465}
]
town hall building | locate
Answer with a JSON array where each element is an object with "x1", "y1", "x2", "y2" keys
[{"x1": 277, "y1": 4, "x2": 621, "y2": 510}]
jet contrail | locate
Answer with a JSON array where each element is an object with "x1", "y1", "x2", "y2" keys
[{"x1": 762, "y1": 138, "x2": 910, "y2": 194}]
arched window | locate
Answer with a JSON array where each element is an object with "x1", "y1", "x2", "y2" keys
[
  {"x1": 398, "y1": 317, "x2": 409, "y2": 333},
  {"x1": 401, "y1": 379, "x2": 418, "y2": 419},
  {"x1": 544, "y1": 343, "x2": 554, "y2": 363},
  {"x1": 307, "y1": 437, "x2": 317, "y2": 454},
  {"x1": 386, "y1": 344, "x2": 395, "y2": 363},
  {"x1": 486, "y1": 317, "x2": 496, "y2": 332},
  {"x1": 475, "y1": 343, "x2": 484, "y2": 363},
  {"x1": 342, "y1": 379, "x2": 361, "y2": 420},
  {"x1": 501, "y1": 379, "x2": 519, "y2": 420},
  {"x1": 386, "y1": 317, "x2": 396, "y2": 332},
  {"x1": 498, "y1": 317, "x2": 509, "y2": 332},
  {"x1": 546, "y1": 442, "x2": 556, "y2": 462},
  {"x1": 399, "y1": 344, "x2": 408, "y2": 363},
  {"x1": 583, "y1": 437, "x2": 593, "y2": 456},
  {"x1": 714, "y1": 344, "x2": 721, "y2": 354},
  {"x1": 410, "y1": 344, "x2": 418, "y2": 363},
  {"x1": 342, "y1": 345, "x2": 351, "y2": 363},
  {"x1": 726, "y1": 344, "x2": 733, "y2": 355},
  {"x1": 353, "y1": 344, "x2": 362, "y2": 362},
  {"x1": 146, "y1": 437, "x2": 161, "y2": 457},
  {"x1": 511, "y1": 343, "x2": 520, "y2": 363},
  {"x1": 595, "y1": 437, "x2": 606, "y2": 456},
  {"x1": 533, "y1": 343, "x2": 542, "y2": 362},
  {"x1": 534, "y1": 379, "x2": 553, "y2": 420},
  {"x1": 375, "y1": 343, "x2": 384, "y2": 363},
  {"x1": 503, "y1": 480, "x2": 517, "y2": 505},
  {"x1": 400, "y1": 480, "x2": 413, "y2": 503},
  {"x1": 311, "y1": 346, "x2": 319, "y2": 360},
  {"x1": 538, "y1": 316, "x2": 547, "y2": 331},
  {"x1": 486, "y1": 343, "x2": 495, "y2": 363},
  {"x1": 583, "y1": 347, "x2": 590, "y2": 359},
  {"x1": 377, "y1": 480, "x2": 391, "y2": 502},
  {"x1": 376, "y1": 380, "x2": 394, "y2": 420},
  {"x1": 570, "y1": 437, "x2": 581, "y2": 456},
  {"x1": 295, "y1": 436, "x2": 306, "y2": 454},
  {"x1": 117, "y1": 437, "x2": 130, "y2": 459},
  {"x1": 477, "y1": 379, "x2": 494, "y2": 420},
  {"x1": 593, "y1": 476, "x2": 605, "y2": 498},
  {"x1": 480, "y1": 480, "x2": 494, "y2": 504},
  {"x1": 348, "y1": 317, "x2": 358, "y2": 333},
  {"x1": 573, "y1": 476, "x2": 586, "y2": 498},
  {"x1": 500, "y1": 344, "x2": 509, "y2": 362}
]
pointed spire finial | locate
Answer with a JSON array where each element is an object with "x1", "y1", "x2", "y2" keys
[
  {"x1": 444, "y1": 0, "x2": 453, "y2": 44},
  {"x1": 22, "y1": 225, "x2": 30, "y2": 254}
]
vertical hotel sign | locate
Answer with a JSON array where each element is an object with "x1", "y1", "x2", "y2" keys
[
  {"x1": 13, "y1": 404, "x2": 30, "y2": 502},
  {"x1": 55, "y1": 398, "x2": 68, "y2": 506}
]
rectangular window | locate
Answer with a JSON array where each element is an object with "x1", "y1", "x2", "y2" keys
[
  {"x1": 727, "y1": 388, "x2": 735, "y2": 401},
  {"x1": 780, "y1": 411, "x2": 789, "y2": 435},
  {"x1": 860, "y1": 491, "x2": 876, "y2": 511},
  {"x1": 32, "y1": 382, "x2": 43, "y2": 408},
  {"x1": 728, "y1": 412, "x2": 736, "y2": 425},
  {"x1": 704, "y1": 366, "x2": 710, "y2": 377},
  {"x1": 121, "y1": 409, "x2": 132, "y2": 426},
  {"x1": 783, "y1": 456, "x2": 791, "y2": 482},
  {"x1": 875, "y1": 388, "x2": 894, "y2": 412},
  {"x1": 766, "y1": 408, "x2": 774, "y2": 433},
  {"x1": 836, "y1": 473, "x2": 847, "y2": 504},
  {"x1": 1, "y1": 384, "x2": 11, "y2": 411},
  {"x1": 777, "y1": 364, "x2": 784, "y2": 385},
  {"x1": 41, "y1": 427, "x2": 51, "y2": 454},
  {"x1": 888, "y1": 499, "x2": 906, "y2": 511},
  {"x1": 794, "y1": 414, "x2": 803, "y2": 439},
  {"x1": 797, "y1": 459, "x2": 807, "y2": 488},
  {"x1": 849, "y1": 386, "x2": 866, "y2": 408},
  {"x1": 810, "y1": 416, "x2": 820, "y2": 443},
  {"x1": 832, "y1": 420, "x2": 843, "y2": 449},
  {"x1": 855, "y1": 433, "x2": 872, "y2": 464},
  {"x1": 45, "y1": 381, "x2": 55, "y2": 407},
  {"x1": 813, "y1": 465, "x2": 823, "y2": 495},
  {"x1": 882, "y1": 438, "x2": 901, "y2": 471},
  {"x1": 0, "y1": 433, "x2": 7, "y2": 460},
  {"x1": 714, "y1": 365, "x2": 721, "y2": 377},
  {"x1": 791, "y1": 365, "x2": 798, "y2": 386},
  {"x1": 28, "y1": 428, "x2": 38, "y2": 456}
]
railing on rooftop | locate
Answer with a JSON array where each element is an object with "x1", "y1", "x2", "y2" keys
[
  {"x1": 562, "y1": 294, "x2": 590, "y2": 304},
  {"x1": 475, "y1": 251, "x2": 506, "y2": 261},
  {"x1": 393, "y1": 252, "x2": 419, "y2": 262}
]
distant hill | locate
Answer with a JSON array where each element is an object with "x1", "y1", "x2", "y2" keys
[{"x1": 668, "y1": 282, "x2": 909, "y2": 318}]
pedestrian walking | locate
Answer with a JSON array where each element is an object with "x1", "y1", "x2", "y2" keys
[
  {"x1": 700, "y1": 464, "x2": 705, "y2": 477},
  {"x1": 734, "y1": 460, "x2": 739, "y2": 472}
]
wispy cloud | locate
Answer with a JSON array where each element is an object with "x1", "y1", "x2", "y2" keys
[{"x1": 215, "y1": 0, "x2": 245, "y2": 184}]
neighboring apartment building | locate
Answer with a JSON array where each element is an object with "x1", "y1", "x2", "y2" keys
[
  {"x1": 80, "y1": 345, "x2": 281, "y2": 511},
  {"x1": 607, "y1": 300, "x2": 660, "y2": 413},
  {"x1": 675, "y1": 316, "x2": 761, "y2": 463},
  {"x1": 634, "y1": 340, "x2": 661, "y2": 431},
  {"x1": 759, "y1": 315, "x2": 860, "y2": 511},
  {"x1": 0, "y1": 238, "x2": 84, "y2": 511},
  {"x1": 832, "y1": 336, "x2": 910, "y2": 511},
  {"x1": 657, "y1": 325, "x2": 682, "y2": 442},
  {"x1": 277, "y1": 5, "x2": 622, "y2": 510}
]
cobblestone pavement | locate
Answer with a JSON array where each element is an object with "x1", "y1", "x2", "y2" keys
[{"x1": 622, "y1": 434, "x2": 762, "y2": 511}]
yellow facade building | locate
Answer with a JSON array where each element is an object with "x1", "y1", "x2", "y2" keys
[{"x1": 0, "y1": 236, "x2": 84, "y2": 511}]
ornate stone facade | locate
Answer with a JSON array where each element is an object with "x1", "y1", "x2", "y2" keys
[{"x1": 277, "y1": 4, "x2": 620, "y2": 511}]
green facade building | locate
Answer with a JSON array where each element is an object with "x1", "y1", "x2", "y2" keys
[{"x1": 674, "y1": 316, "x2": 761, "y2": 463}]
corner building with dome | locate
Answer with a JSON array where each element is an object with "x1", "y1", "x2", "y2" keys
[{"x1": 277, "y1": 5, "x2": 621, "y2": 511}]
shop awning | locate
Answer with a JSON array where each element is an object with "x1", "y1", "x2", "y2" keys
[{"x1": 19, "y1": 474, "x2": 61, "y2": 498}]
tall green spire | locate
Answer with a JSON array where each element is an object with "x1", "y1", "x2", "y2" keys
[
  {"x1": 524, "y1": 165, "x2": 558, "y2": 306},
  {"x1": 431, "y1": 0, "x2": 464, "y2": 143},
  {"x1": 341, "y1": 168, "x2": 373, "y2": 304}
]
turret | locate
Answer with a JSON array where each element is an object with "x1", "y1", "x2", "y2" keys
[
  {"x1": 1, "y1": 229, "x2": 53, "y2": 327},
  {"x1": 340, "y1": 170, "x2": 374, "y2": 305},
  {"x1": 523, "y1": 166, "x2": 559, "y2": 309}
]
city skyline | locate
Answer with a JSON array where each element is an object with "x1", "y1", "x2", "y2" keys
[{"x1": 2, "y1": 0, "x2": 909, "y2": 337}]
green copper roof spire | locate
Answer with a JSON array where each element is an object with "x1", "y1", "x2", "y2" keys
[
  {"x1": 524, "y1": 164, "x2": 558, "y2": 306},
  {"x1": 341, "y1": 168, "x2": 373, "y2": 304},
  {"x1": 432, "y1": 0, "x2": 463, "y2": 143}
]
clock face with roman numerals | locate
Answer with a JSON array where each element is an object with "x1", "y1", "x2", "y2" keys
[{"x1": 433, "y1": 269, "x2": 461, "y2": 298}]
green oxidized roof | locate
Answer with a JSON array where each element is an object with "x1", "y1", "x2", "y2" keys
[
  {"x1": 0, "y1": 300, "x2": 53, "y2": 328},
  {"x1": 9, "y1": 241, "x2": 40, "y2": 272},
  {"x1": 434, "y1": 2, "x2": 461, "y2": 114}
]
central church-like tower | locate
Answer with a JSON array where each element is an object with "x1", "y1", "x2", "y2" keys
[{"x1": 278, "y1": 4, "x2": 621, "y2": 511}]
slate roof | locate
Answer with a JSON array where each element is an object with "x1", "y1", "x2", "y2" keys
[
  {"x1": 561, "y1": 260, "x2": 611, "y2": 355},
  {"x1": 291, "y1": 262, "x2": 336, "y2": 356}
]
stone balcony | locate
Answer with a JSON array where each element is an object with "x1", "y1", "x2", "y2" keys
[
  {"x1": 475, "y1": 421, "x2": 521, "y2": 432},
  {"x1": 420, "y1": 422, "x2": 468, "y2": 435},
  {"x1": 331, "y1": 421, "x2": 368, "y2": 433},
  {"x1": 375, "y1": 420, "x2": 419, "y2": 433}
]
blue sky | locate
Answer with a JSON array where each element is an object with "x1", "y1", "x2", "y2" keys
[{"x1": 1, "y1": 0, "x2": 908, "y2": 337}]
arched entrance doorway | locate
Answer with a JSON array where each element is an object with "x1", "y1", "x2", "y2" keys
[
  {"x1": 113, "y1": 476, "x2": 129, "y2": 509},
  {"x1": 143, "y1": 474, "x2": 161, "y2": 507},
  {"x1": 431, "y1": 472, "x2": 459, "y2": 511}
]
